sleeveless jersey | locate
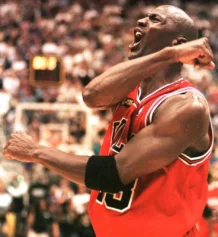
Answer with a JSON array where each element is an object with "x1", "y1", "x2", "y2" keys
[{"x1": 89, "y1": 79, "x2": 213, "y2": 237}]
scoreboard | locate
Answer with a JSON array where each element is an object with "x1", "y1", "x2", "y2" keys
[{"x1": 30, "y1": 55, "x2": 64, "y2": 87}]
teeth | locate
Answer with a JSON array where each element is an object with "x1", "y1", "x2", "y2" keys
[
  {"x1": 136, "y1": 32, "x2": 142, "y2": 38},
  {"x1": 130, "y1": 29, "x2": 143, "y2": 49}
]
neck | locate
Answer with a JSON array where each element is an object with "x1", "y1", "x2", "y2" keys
[{"x1": 140, "y1": 64, "x2": 182, "y2": 99}]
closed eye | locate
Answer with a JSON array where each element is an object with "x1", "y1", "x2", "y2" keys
[{"x1": 149, "y1": 14, "x2": 162, "y2": 23}]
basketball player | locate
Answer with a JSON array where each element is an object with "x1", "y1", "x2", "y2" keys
[{"x1": 3, "y1": 5, "x2": 215, "y2": 237}]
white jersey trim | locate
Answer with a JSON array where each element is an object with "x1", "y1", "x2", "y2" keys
[
  {"x1": 144, "y1": 87, "x2": 195, "y2": 126},
  {"x1": 137, "y1": 78, "x2": 184, "y2": 103}
]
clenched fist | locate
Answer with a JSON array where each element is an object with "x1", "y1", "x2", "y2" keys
[
  {"x1": 174, "y1": 37, "x2": 215, "y2": 69},
  {"x1": 3, "y1": 131, "x2": 40, "y2": 162}
]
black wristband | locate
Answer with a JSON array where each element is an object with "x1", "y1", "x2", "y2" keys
[{"x1": 85, "y1": 155, "x2": 125, "y2": 193}]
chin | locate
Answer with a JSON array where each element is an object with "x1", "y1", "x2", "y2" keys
[
  {"x1": 128, "y1": 49, "x2": 145, "y2": 60},
  {"x1": 128, "y1": 54, "x2": 136, "y2": 60},
  {"x1": 128, "y1": 46, "x2": 158, "y2": 60}
]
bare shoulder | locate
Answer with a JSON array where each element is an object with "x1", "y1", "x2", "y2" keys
[
  {"x1": 154, "y1": 91, "x2": 209, "y2": 124},
  {"x1": 152, "y1": 91, "x2": 210, "y2": 147}
]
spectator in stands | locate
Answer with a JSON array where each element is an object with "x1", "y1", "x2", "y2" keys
[
  {"x1": 0, "y1": 180, "x2": 12, "y2": 236},
  {"x1": 7, "y1": 174, "x2": 28, "y2": 237},
  {"x1": 27, "y1": 198, "x2": 56, "y2": 237}
]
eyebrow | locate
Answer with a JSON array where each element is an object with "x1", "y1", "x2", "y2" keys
[{"x1": 148, "y1": 12, "x2": 166, "y2": 20}]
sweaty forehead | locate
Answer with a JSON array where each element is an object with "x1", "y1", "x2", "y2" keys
[
  {"x1": 153, "y1": 5, "x2": 191, "y2": 21},
  {"x1": 151, "y1": 5, "x2": 197, "y2": 40}
]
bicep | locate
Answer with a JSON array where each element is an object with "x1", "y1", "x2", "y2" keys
[
  {"x1": 115, "y1": 101, "x2": 209, "y2": 185},
  {"x1": 115, "y1": 124, "x2": 187, "y2": 185}
]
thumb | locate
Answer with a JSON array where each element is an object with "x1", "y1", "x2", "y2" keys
[
  {"x1": 203, "y1": 61, "x2": 215, "y2": 69},
  {"x1": 195, "y1": 61, "x2": 215, "y2": 70}
]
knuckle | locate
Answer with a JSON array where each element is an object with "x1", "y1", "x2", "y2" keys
[
  {"x1": 200, "y1": 38, "x2": 208, "y2": 48},
  {"x1": 203, "y1": 37, "x2": 208, "y2": 43}
]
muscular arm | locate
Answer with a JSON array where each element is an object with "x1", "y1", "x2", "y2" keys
[
  {"x1": 116, "y1": 94, "x2": 210, "y2": 184},
  {"x1": 2, "y1": 38, "x2": 213, "y2": 190},
  {"x1": 3, "y1": 94, "x2": 210, "y2": 189},
  {"x1": 82, "y1": 38, "x2": 214, "y2": 109},
  {"x1": 82, "y1": 47, "x2": 175, "y2": 109}
]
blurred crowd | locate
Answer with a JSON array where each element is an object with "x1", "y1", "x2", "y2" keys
[
  {"x1": 0, "y1": 168, "x2": 94, "y2": 237},
  {"x1": 0, "y1": 0, "x2": 218, "y2": 236}
]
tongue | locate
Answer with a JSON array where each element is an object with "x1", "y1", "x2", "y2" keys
[
  {"x1": 134, "y1": 36, "x2": 141, "y2": 44},
  {"x1": 129, "y1": 34, "x2": 142, "y2": 48}
]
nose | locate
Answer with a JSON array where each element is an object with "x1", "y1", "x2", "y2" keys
[{"x1": 137, "y1": 17, "x2": 148, "y2": 27}]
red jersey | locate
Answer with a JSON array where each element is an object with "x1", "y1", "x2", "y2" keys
[
  {"x1": 207, "y1": 182, "x2": 218, "y2": 234},
  {"x1": 89, "y1": 79, "x2": 213, "y2": 237},
  {"x1": 197, "y1": 216, "x2": 210, "y2": 237}
]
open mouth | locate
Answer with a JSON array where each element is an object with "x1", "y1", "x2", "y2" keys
[{"x1": 129, "y1": 27, "x2": 144, "y2": 50}]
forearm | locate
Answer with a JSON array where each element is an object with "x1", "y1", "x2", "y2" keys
[
  {"x1": 83, "y1": 47, "x2": 176, "y2": 108},
  {"x1": 33, "y1": 147, "x2": 125, "y2": 193},
  {"x1": 33, "y1": 146, "x2": 89, "y2": 185}
]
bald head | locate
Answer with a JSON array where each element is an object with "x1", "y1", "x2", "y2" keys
[
  {"x1": 129, "y1": 5, "x2": 199, "y2": 59},
  {"x1": 156, "y1": 5, "x2": 198, "y2": 41}
]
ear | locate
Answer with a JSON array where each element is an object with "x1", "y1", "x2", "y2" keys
[{"x1": 172, "y1": 37, "x2": 188, "y2": 46}]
